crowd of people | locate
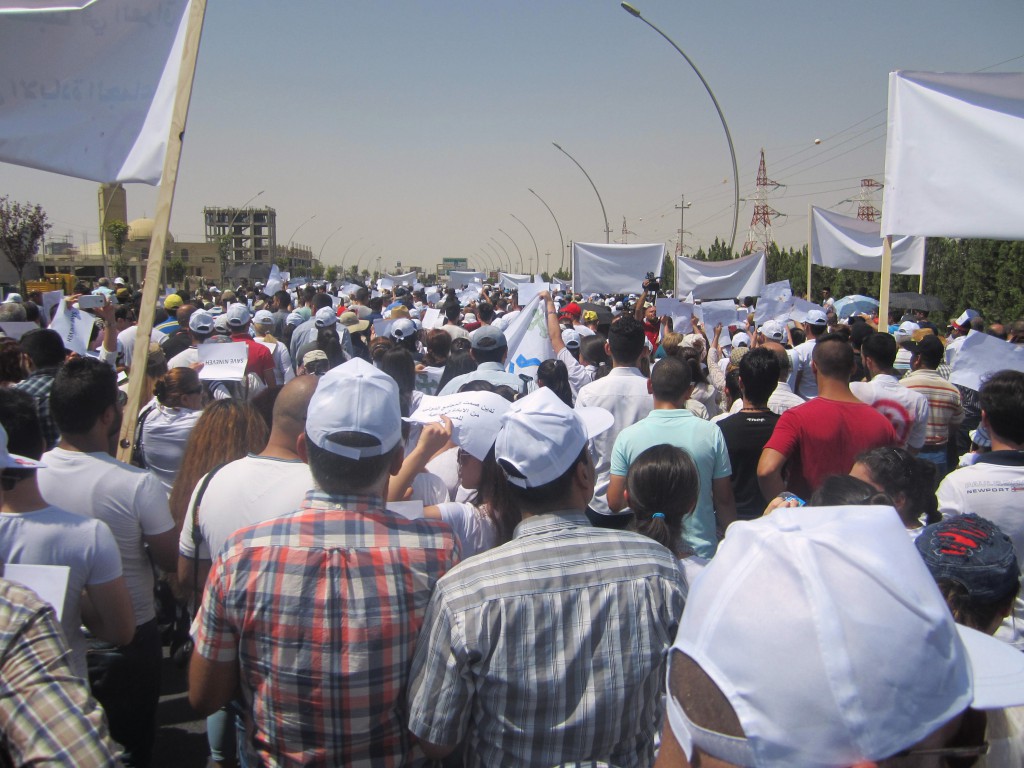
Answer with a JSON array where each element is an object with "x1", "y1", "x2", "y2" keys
[{"x1": 0, "y1": 273, "x2": 1022, "y2": 767}]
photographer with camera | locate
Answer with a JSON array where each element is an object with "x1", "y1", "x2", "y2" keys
[{"x1": 635, "y1": 274, "x2": 664, "y2": 349}]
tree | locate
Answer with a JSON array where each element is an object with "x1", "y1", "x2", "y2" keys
[
  {"x1": 325, "y1": 265, "x2": 338, "y2": 283},
  {"x1": 104, "y1": 219, "x2": 131, "y2": 283},
  {"x1": 167, "y1": 256, "x2": 187, "y2": 285},
  {"x1": 0, "y1": 196, "x2": 50, "y2": 294},
  {"x1": 311, "y1": 261, "x2": 325, "y2": 280}
]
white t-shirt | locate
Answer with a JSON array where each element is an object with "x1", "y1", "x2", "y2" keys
[
  {"x1": 410, "y1": 472, "x2": 449, "y2": 506},
  {"x1": 140, "y1": 399, "x2": 202, "y2": 495},
  {"x1": 0, "y1": 506, "x2": 122, "y2": 680},
  {"x1": 179, "y1": 455, "x2": 313, "y2": 561},
  {"x1": 791, "y1": 339, "x2": 818, "y2": 399},
  {"x1": 425, "y1": 447, "x2": 461, "y2": 502},
  {"x1": 168, "y1": 346, "x2": 199, "y2": 369},
  {"x1": 38, "y1": 448, "x2": 173, "y2": 626},
  {"x1": 850, "y1": 374, "x2": 930, "y2": 450},
  {"x1": 434, "y1": 501, "x2": 497, "y2": 559},
  {"x1": 117, "y1": 324, "x2": 164, "y2": 370},
  {"x1": 576, "y1": 367, "x2": 653, "y2": 516}
]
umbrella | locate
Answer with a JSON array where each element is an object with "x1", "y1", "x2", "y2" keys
[
  {"x1": 833, "y1": 294, "x2": 879, "y2": 319},
  {"x1": 889, "y1": 293, "x2": 945, "y2": 312}
]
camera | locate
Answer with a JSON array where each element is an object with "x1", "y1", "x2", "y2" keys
[{"x1": 644, "y1": 272, "x2": 660, "y2": 294}]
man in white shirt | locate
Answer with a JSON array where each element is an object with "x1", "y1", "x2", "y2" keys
[
  {"x1": 178, "y1": 375, "x2": 317, "y2": 600},
  {"x1": 37, "y1": 357, "x2": 177, "y2": 768},
  {"x1": 763, "y1": 342, "x2": 804, "y2": 415},
  {"x1": 850, "y1": 332, "x2": 930, "y2": 453},
  {"x1": 791, "y1": 309, "x2": 829, "y2": 399},
  {"x1": 575, "y1": 315, "x2": 652, "y2": 527}
]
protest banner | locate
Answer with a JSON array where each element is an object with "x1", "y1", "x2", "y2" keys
[
  {"x1": 571, "y1": 243, "x2": 664, "y2": 295},
  {"x1": 502, "y1": 295, "x2": 554, "y2": 381}
]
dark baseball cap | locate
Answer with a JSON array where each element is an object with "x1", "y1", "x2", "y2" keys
[{"x1": 915, "y1": 514, "x2": 1020, "y2": 603}]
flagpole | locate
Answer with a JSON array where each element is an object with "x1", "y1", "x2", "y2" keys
[
  {"x1": 806, "y1": 204, "x2": 813, "y2": 301},
  {"x1": 879, "y1": 235, "x2": 893, "y2": 332},
  {"x1": 117, "y1": 0, "x2": 208, "y2": 463}
]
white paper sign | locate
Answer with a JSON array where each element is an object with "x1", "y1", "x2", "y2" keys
[
  {"x1": 0, "y1": 322, "x2": 39, "y2": 340},
  {"x1": 515, "y1": 281, "x2": 545, "y2": 307},
  {"x1": 699, "y1": 300, "x2": 741, "y2": 332},
  {"x1": 761, "y1": 279, "x2": 792, "y2": 301},
  {"x1": 656, "y1": 298, "x2": 695, "y2": 334},
  {"x1": 789, "y1": 299, "x2": 825, "y2": 324},
  {"x1": 406, "y1": 391, "x2": 512, "y2": 460},
  {"x1": 949, "y1": 331, "x2": 1024, "y2": 391},
  {"x1": 421, "y1": 307, "x2": 442, "y2": 329},
  {"x1": 41, "y1": 290, "x2": 64, "y2": 323},
  {"x1": 48, "y1": 306, "x2": 95, "y2": 356},
  {"x1": 198, "y1": 341, "x2": 248, "y2": 381},
  {"x1": 3, "y1": 564, "x2": 70, "y2": 621}
]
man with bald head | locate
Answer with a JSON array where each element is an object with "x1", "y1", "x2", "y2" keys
[{"x1": 178, "y1": 374, "x2": 318, "y2": 598}]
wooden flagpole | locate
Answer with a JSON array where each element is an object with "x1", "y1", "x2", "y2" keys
[
  {"x1": 116, "y1": 0, "x2": 208, "y2": 463},
  {"x1": 879, "y1": 235, "x2": 893, "y2": 330},
  {"x1": 806, "y1": 204, "x2": 813, "y2": 300}
]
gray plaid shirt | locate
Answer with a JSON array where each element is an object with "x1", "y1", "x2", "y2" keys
[{"x1": 408, "y1": 511, "x2": 686, "y2": 768}]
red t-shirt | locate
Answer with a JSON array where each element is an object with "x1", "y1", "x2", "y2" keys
[
  {"x1": 764, "y1": 397, "x2": 898, "y2": 499},
  {"x1": 231, "y1": 334, "x2": 276, "y2": 384}
]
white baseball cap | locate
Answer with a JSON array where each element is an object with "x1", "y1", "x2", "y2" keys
[
  {"x1": 188, "y1": 310, "x2": 214, "y2": 334},
  {"x1": 0, "y1": 424, "x2": 44, "y2": 470},
  {"x1": 731, "y1": 331, "x2": 751, "y2": 347},
  {"x1": 667, "y1": 505, "x2": 1024, "y2": 767},
  {"x1": 804, "y1": 308, "x2": 828, "y2": 326},
  {"x1": 495, "y1": 387, "x2": 613, "y2": 488},
  {"x1": 314, "y1": 307, "x2": 337, "y2": 328},
  {"x1": 305, "y1": 358, "x2": 402, "y2": 460},
  {"x1": 225, "y1": 303, "x2": 251, "y2": 328},
  {"x1": 253, "y1": 309, "x2": 274, "y2": 326},
  {"x1": 113, "y1": 277, "x2": 126, "y2": 286},
  {"x1": 894, "y1": 320, "x2": 920, "y2": 343},
  {"x1": 759, "y1": 320, "x2": 784, "y2": 342},
  {"x1": 389, "y1": 318, "x2": 417, "y2": 340},
  {"x1": 561, "y1": 328, "x2": 581, "y2": 350},
  {"x1": 213, "y1": 315, "x2": 230, "y2": 335}
]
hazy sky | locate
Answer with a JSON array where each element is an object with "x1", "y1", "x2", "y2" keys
[{"x1": 4, "y1": 0, "x2": 1023, "y2": 276}]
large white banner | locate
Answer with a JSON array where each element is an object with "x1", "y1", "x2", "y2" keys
[
  {"x1": 882, "y1": 71, "x2": 1024, "y2": 239},
  {"x1": 447, "y1": 270, "x2": 484, "y2": 288},
  {"x1": 811, "y1": 207, "x2": 925, "y2": 275},
  {"x1": 0, "y1": 0, "x2": 193, "y2": 185},
  {"x1": 502, "y1": 295, "x2": 554, "y2": 382},
  {"x1": 675, "y1": 251, "x2": 766, "y2": 300},
  {"x1": 571, "y1": 243, "x2": 664, "y2": 296},
  {"x1": 498, "y1": 272, "x2": 532, "y2": 291},
  {"x1": 383, "y1": 271, "x2": 418, "y2": 286}
]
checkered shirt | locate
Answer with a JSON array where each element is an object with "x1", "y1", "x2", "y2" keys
[
  {"x1": 408, "y1": 511, "x2": 686, "y2": 768},
  {"x1": 0, "y1": 579, "x2": 122, "y2": 767},
  {"x1": 13, "y1": 368, "x2": 59, "y2": 451},
  {"x1": 194, "y1": 491, "x2": 458, "y2": 768}
]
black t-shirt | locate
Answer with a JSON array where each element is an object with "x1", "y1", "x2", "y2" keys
[{"x1": 718, "y1": 409, "x2": 781, "y2": 520}]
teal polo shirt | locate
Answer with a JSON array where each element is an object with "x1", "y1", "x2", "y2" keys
[{"x1": 610, "y1": 409, "x2": 732, "y2": 558}]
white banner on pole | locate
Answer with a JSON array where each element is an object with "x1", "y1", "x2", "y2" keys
[
  {"x1": 0, "y1": 0, "x2": 193, "y2": 185},
  {"x1": 882, "y1": 71, "x2": 1024, "y2": 239},
  {"x1": 498, "y1": 272, "x2": 532, "y2": 291},
  {"x1": 675, "y1": 252, "x2": 766, "y2": 300},
  {"x1": 448, "y1": 271, "x2": 484, "y2": 288},
  {"x1": 811, "y1": 207, "x2": 924, "y2": 275},
  {"x1": 384, "y1": 271, "x2": 417, "y2": 286},
  {"x1": 571, "y1": 243, "x2": 664, "y2": 296},
  {"x1": 502, "y1": 295, "x2": 554, "y2": 381}
]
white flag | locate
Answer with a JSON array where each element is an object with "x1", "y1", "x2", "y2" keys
[
  {"x1": 571, "y1": 243, "x2": 664, "y2": 296},
  {"x1": 812, "y1": 207, "x2": 924, "y2": 275},
  {"x1": 882, "y1": 71, "x2": 1024, "y2": 238},
  {"x1": 502, "y1": 295, "x2": 554, "y2": 381},
  {"x1": 675, "y1": 252, "x2": 766, "y2": 300},
  {"x1": 0, "y1": 0, "x2": 193, "y2": 184},
  {"x1": 448, "y1": 270, "x2": 484, "y2": 288}
]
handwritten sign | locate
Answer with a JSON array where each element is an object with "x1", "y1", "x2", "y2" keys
[
  {"x1": 407, "y1": 391, "x2": 511, "y2": 460},
  {"x1": 198, "y1": 341, "x2": 247, "y2": 381},
  {"x1": 48, "y1": 306, "x2": 95, "y2": 356}
]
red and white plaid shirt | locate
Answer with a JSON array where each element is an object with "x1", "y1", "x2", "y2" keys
[{"x1": 194, "y1": 491, "x2": 459, "y2": 767}]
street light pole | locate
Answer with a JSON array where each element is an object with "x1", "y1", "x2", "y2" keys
[
  {"x1": 317, "y1": 224, "x2": 344, "y2": 264},
  {"x1": 529, "y1": 187, "x2": 567, "y2": 276},
  {"x1": 620, "y1": 2, "x2": 740, "y2": 256},
  {"x1": 490, "y1": 237, "x2": 513, "y2": 272},
  {"x1": 511, "y1": 214, "x2": 539, "y2": 276},
  {"x1": 340, "y1": 236, "x2": 364, "y2": 275},
  {"x1": 498, "y1": 228, "x2": 524, "y2": 273},
  {"x1": 552, "y1": 142, "x2": 611, "y2": 244}
]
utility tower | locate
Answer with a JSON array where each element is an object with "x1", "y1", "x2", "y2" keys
[
  {"x1": 856, "y1": 178, "x2": 883, "y2": 221},
  {"x1": 742, "y1": 148, "x2": 783, "y2": 255},
  {"x1": 675, "y1": 195, "x2": 691, "y2": 257}
]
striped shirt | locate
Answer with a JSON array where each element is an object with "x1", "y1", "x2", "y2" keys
[
  {"x1": 408, "y1": 511, "x2": 686, "y2": 768},
  {"x1": 0, "y1": 579, "x2": 121, "y2": 767},
  {"x1": 900, "y1": 368, "x2": 964, "y2": 447},
  {"x1": 194, "y1": 491, "x2": 459, "y2": 768}
]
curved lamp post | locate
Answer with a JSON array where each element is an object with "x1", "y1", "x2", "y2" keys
[
  {"x1": 511, "y1": 214, "x2": 539, "y2": 275},
  {"x1": 317, "y1": 224, "x2": 344, "y2": 267},
  {"x1": 490, "y1": 237, "x2": 513, "y2": 272},
  {"x1": 529, "y1": 187, "x2": 567, "y2": 275},
  {"x1": 498, "y1": 228, "x2": 524, "y2": 273},
  {"x1": 552, "y1": 142, "x2": 611, "y2": 244},
  {"x1": 339, "y1": 236, "x2": 364, "y2": 275},
  {"x1": 620, "y1": 2, "x2": 739, "y2": 255}
]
